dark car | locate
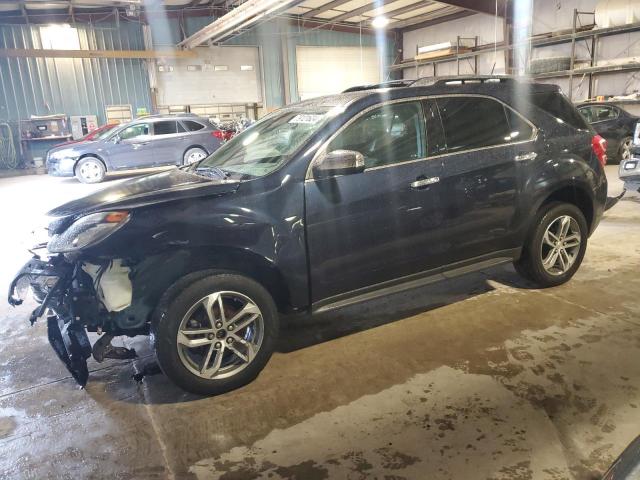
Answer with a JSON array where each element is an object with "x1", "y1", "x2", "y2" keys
[
  {"x1": 46, "y1": 114, "x2": 223, "y2": 184},
  {"x1": 577, "y1": 103, "x2": 639, "y2": 163},
  {"x1": 9, "y1": 77, "x2": 607, "y2": 395}
]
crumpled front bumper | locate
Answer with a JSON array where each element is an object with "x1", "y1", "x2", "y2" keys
[{"x1": 8, "y1": 254, "x2": 92, "y2": 386}]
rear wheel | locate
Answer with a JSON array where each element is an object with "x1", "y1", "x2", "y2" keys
[
  {"x1": 75, "y1": 157, "x2": 105, "y2": 183},
  {"x1": 153, "y1": 273, "x2": 279, "y2": 395},
  {"x1": 514, "y1": 202, "x2": 588, "y2": 287},
  {"x1": 183, "y1": 147, "x2": 207, "y2": 165}
]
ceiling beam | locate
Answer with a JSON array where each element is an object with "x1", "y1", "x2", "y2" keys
[
  {"x1": 180, "y1": 0, "x2": 305, "y2": 47},
  {"x1": 391, "y1": 8, "x2": 474, "y2": 30},
  {"x1": 329, "y1": 0, "x2": 398, "y2": 23},
  {"x1": 434, "y1": 0, "x2": 507, "y2": 17},
  {"x1": 383, "y1": 1, "x2": 435, "y2": 20},
  {"x1": 301, "y1": 0, "x2": 352, "y2": 19}
]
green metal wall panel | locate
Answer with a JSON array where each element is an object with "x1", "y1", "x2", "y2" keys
[{"x1": 0, "y1": 21, "x2": 152, "y2": 123}]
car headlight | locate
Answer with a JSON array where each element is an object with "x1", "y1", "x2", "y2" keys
[
  {"x1": 47, "y1": 211, "x2": 130, "y2": 253},
  {"x1": 50, "y1": 149, "x2": 77, "y2": 160}
]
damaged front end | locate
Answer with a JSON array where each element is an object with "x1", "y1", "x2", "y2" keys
[
  {"x1": 8, "y1": 212, "x2": 141, "y2": 387},
  {"x1": 619, "y1": 146, "x2": 640, "y2": 193}
]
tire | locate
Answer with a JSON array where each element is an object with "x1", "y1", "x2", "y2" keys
[
  {"x1": 75, "y1": 157, "x2": 106, "y2": 184},
  {"x1": 618, "y1": 136, "x2": 633, "y2": 164},
  {"x1": 183, "y1": 147, "x2": 208, "y2": 165},
  {"x1": 514, "y1": 202, "x2": 588, "y2": 287},
  {"x1": 153, "y1": 272, "x2": 279, "y2": 396}
]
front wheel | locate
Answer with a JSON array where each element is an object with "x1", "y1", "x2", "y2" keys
[
  {"x1": 153, "y1": 273, "x2": 279, "y2": 395},
  {"x1": 75, "y1": 157, "x2": 106, "y2": 183},
  {"x1": 514, "y1": 202, "x2": 588, "y2": 287}
]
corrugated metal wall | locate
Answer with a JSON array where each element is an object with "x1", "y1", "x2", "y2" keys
[
  {"x1": 0, "y1": 16, "x2": 393, "y2": 120},
  {"x1": 0, "y1": 21, "x2": 152, "y2": 123}
]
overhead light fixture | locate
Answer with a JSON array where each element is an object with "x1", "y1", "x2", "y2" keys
[{"x1": 371, "y1": 16, "x2": 390, "y2": 29}]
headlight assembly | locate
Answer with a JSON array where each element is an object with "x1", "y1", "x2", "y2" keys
[{"x1": 47, "y1": 211, "x2": 130, "y2": 253}]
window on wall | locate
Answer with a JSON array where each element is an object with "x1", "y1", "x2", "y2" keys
[
  {"x1": 328, "y1": 102, "x2": 426, "y2": 168},
  {"x1": 40, "y1": 24, "x2": 80, "y2": 50},
  {"x1": 436, "y1": 97, "x2": 529, "y2": 152}
]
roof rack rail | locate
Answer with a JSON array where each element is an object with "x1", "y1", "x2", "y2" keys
[
  {"x1": 413, "y1": 75, "x2": 520, "y2": 87},
  {"x1": 342, "y1": 79, "x2": 415, "y2": 93}
]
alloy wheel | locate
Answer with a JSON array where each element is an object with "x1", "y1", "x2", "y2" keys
[
  {"x1": 540, "y1": 215, "x2": 582, "y2": 276},
  {"x1": 176, "y1": 291, "x2": 264, "y2": 380}
]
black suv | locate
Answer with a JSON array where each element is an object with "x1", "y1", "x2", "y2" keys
[{"x1": 9, "y1": 77, "x2": 607, "y2": 395}]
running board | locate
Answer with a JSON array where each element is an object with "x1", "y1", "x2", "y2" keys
[{"x1": 312, "y1": 249, "x2": 519, "y2": 314}]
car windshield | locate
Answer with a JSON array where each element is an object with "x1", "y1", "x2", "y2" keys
[
  {"x1": 85, "y1": 125, "x2": 117, "y2": 141},
  {"x1": 194, "y1": 107, "x2": 332, "y2": 178}
]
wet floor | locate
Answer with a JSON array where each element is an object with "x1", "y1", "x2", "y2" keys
[{"x1": 0, "y1": 167, "x2": 638, "y2": 479}]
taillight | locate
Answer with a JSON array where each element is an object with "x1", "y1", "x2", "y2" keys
[
  {"x1": 212, "y1": 130, "x2": 225, "y2": 140},
  {"x1": 592, "y1": 135, "x2": 608, "y2": 167}
]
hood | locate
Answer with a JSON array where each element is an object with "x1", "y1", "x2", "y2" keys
[
  {"x1": 48, "y1": 142, "x2": 95, "y2": 158},
  {"x1": 48, "y1": 168, "x2": 240, "y2": 217}
]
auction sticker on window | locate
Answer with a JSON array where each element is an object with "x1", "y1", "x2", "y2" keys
[{"x1": 289, "y1": 114, "x2": 324, "y2": 124}]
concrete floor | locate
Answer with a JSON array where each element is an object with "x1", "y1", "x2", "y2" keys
[{"x1": 0, "y1": 167, "x2": 638, "y2": 480}]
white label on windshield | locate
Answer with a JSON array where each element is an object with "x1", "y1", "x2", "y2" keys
[{"x1": 289, "y1": 114, "x2": 324, "y2": 124}]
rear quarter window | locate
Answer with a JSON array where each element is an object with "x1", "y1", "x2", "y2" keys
[
  {"x1": 183, "y1": 120, "x2": 206, "y2": 132},
  {"x1": 531, "y1": 92, "x2": 589, "y2": 130}
]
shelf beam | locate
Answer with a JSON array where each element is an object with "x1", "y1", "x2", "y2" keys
[{"x1": 0, "y1": 48, "x2": 196, "y2": 59}]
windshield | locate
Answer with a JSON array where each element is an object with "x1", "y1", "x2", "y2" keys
[
  {"x1": 194, "y1": 108, "x2": 332, "y2": 178},
  {"x1": 90, "y1": 124, "x2": 118, "y2": 141}
]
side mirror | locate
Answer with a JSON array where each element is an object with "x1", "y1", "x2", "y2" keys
[
  {"x1": 313, "y1": 150, "x2": 365, "y2": 179},
  {"x1": 112, "y1": 135, "x2": 121, "y2": 144}
]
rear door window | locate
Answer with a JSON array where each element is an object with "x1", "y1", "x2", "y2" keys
[
  {"x1": 153, "y1": 121, "x2": 179, "y2": 136},
  {"x1": 436, "y1": 96, "x2": 517, "y2": 152},
  {"x1": 591, "y1": 106, "x2": 618, "y2": 122}
]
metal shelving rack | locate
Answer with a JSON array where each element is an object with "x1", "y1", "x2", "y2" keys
[{"x1": 390, "y1": 10, "x2": 640, "y2": 100}]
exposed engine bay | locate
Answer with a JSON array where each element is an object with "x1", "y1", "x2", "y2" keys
[{"x1": 8, "y1": 251, "x2": 141, "y2": 386}]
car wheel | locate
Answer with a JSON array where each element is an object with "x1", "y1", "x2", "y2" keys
[
  {"x1": 514, "y1": 202, "x2": 588, "y2": 287},
  {"x1": 183, "y1": 147, "x2": 208, "y2": 165},
  {"x1": 75, "y1": 157, "x2": 106, "y2": 184},
  {"x1": 153, "y1": 273, "x2": 279, "y2": 396},
  {"x1": 619, "y1": 136, "x2": 633, "y2": 163}
]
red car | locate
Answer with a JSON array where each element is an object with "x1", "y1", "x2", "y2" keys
[{"x1": 55, "y1": 123, "x2": 119, "y2": 147}]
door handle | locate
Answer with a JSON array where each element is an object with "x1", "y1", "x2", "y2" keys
[
  {"x1": 411, "y1": 177, "x2": 440, "y2": 189},
  {"x1": 515, "y1": 152, "x2": 537, "y2": 161},
  {"x1": 132, "y1": 142, "x2": 149, "y2": 148}
]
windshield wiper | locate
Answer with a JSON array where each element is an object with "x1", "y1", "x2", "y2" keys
[{"x1": 194, "y1": 166, "x2": 231, "y2": 179}]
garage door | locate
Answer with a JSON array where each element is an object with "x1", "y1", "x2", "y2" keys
[
  {"x1": 156, "y1": 46, "x2": 262, "y2": 106},
  {"x1": 296, "y1": 46, "x2": 381, "y2": 100}
]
